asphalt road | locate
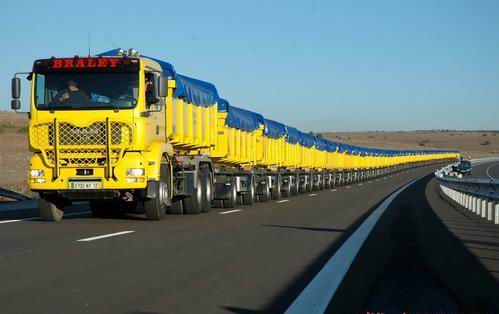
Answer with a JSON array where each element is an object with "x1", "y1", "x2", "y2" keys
[
  {"x1": 469, "y1": 160, "x2": 499, "y2": 179},
  {"x1": 328, "y1": 160, "x2": 499, "y2": 313},
  {"x1": 0, "y1": 165, "x2": 443, "y2": 314}
]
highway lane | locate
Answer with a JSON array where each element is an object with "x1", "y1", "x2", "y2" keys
[
  {"x1": 469, "y1": 159, "x2": 499, "y2": 179},
  {"x1": 0, "y1": 165, "x2": 443, "y2": 314},
  {"x1": 327, "y1": 167, "x2": 499, "y2": 313}
]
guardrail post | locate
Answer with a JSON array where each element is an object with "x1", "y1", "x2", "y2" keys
[
  {"x1": 472, "y1": 196, "x2": 477, "y2": 213},
  {"x1": 487, "y1": 200, "x2": 494, "y2": 221},
  {"x1": 495, "y1": 203, "x2": 499, "y2": 224},
  {"x1": 481, "y1": 199, "x2": 487, "y2": 218},
  {"x1": 476, "y1": 198, "x2": 482, "y2": 216}
]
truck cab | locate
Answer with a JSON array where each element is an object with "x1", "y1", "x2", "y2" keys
[{"x1": 11, "y1": 50, "x2": 178, "y2": 221}]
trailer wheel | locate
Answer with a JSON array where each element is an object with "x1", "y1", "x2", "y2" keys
[
  {"x1": 39, "y1": 197, "x2": 64, "y2": 222},
  {"x1": 223, "y1": 182, "x2": 237, "y2": 208},
  {"x1": 306, "y1": 175, "x2": 313, "y2": 193},
  {"x1": 271, "y1": 175, "x2": 281, "y2": 200},
  {"x1": 260, "y1": 183, "x2": 270, "y2": 202},
  {"x1": 201, "y1": 167, "x2": 212, "y2": 213},
  {"x1": 242, "y1": 175, "x2": 255, "y2": 205},
  {"x1": 184, "y1": 171, "x2": 204, "y2": 214}
]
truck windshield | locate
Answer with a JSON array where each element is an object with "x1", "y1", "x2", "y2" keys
[{"x1": 34, "y1": 73, "x2": 139, "y2": 110}]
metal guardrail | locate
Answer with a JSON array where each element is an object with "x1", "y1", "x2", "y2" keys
[
  {"x1": 435, "y1": 158, "x2": 499, "y2": 224},
  {"x1": 0, "y1": 188, "x2": 33, "y2": 201}
]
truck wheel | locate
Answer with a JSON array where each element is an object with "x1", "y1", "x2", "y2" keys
[
  {"x1": 223, "y1": 182, "x2": 237, "y2": 208},
  {"x1": 201, "y1": 167, "x2": 212, "y2": 213},
  {"x1": 39, "y1": 198, "x2": 64, "y2": 222},
  {"x1": 144, "y1": 162, "x2": 169, "y2": 220},
  {"x1": 260, "y1": 183, "x2": 270, "y2": 202},
  {"x1": 271, "y1": 176, "x2": 281, "y2": 200},
  {"x1": 242, "y1": 176, "x2": 254, "y2": 205},
  {"x1": 184, "y1": 171, "x2": 204, "y2": 214},
  {"x1": 306, "y1": 176, "x2": 313, "y2": 193}
]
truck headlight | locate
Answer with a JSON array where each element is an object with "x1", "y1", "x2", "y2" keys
[
  {"x1": 126, "y1": 168, "x2": 145, "y2": 177},
  {"x1": 29, "y1": 169, "x2": 45, "y2": 177}
]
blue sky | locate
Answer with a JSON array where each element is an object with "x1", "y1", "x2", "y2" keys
[{"x1": 1, "y1": 0, "x2": 498, "y2": 131}]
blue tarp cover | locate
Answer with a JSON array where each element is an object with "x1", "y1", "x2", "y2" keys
[
  {"x1": 315, "y1": 137, "x2": 327, "y2": 151},
  {"x1": 97, "y1": 49, "x2": 219, "y2": 107},
  {"x1": 218, "y1": 98, "x2": 229, "y2": 111},
  {"x1": 285, "y1": 126, "x2": 300, "y2": 144},
  {"x1": 337, "y1": 143, "x2": 351, "y2": 154},
  {"x1": 225, "y1": 106, "x2": 264, "y2": 132},
  {"x1": 299, "y1": 132, "x2": 316, "y2": 148},
  {"x1": 174, "y1": 74, "x2": 219, "y2": 108},
  {"x1": 325, "y1": 140, "x2": 338, "y2": 152},
  {"x1": 264, "y1": 119, "x2": 287, "y2": 139}
]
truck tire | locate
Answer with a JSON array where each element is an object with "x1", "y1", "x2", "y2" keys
[
  {"x1": 144, "y1": 162, "x2": 169, "y2": 220},
  {"x1": 223, "y1": 182, "x2": 237, "y2": 208},
  {"x1": 39, "y1": 198, "x2": 64, "y2": 222},
  {"x1": 271, "y1": 175, "x2": 281, "y2": 200},
  {"x1": 201, "y1": 167, "x2": 212, "y2": 213},
  {"x1": 291, "y1": 175, "x2": 299, "y2": 196},
  {"x1": 306, "y1": 175, "x2": 313, "y2": 193},
  {"x1": 242, "y1": 176, "x2": 254, "y2": 205},
  {"x1": 260, "y1": 183, "x2": 270, "y2": 202},
  {"x1": 184, "y1": 171, "x2": 204, "y2": 214}
]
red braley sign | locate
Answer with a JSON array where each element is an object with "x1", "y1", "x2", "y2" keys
[{"x1": 51, "y1": 58, "x2": 122, "y2": 69}]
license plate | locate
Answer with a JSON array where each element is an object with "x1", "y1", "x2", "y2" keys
[{"x1": 69, "y1": 181, "x2": 101, "y2": 190}]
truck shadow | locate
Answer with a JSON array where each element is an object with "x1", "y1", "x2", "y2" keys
[{"x1": 222, "y1": 174, "x2": 499, "y2": 314}]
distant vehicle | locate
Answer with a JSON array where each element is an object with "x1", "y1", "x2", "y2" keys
[{"x1": 452, "y1": 160, "x2": 472, "y2": 175}]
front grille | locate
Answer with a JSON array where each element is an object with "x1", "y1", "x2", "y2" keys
[{"x1": 31, "y1": 120, "x2": 133, "y2": 167}]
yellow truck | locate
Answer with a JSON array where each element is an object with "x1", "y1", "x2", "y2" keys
[{"x1": 10, "y1": 48, "x2": 459, "y2": 221}]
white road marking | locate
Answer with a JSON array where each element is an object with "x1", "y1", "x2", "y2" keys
[
  {"x1": 285, "y1": 174, "x2": 428, "y2": 314},
  {"x1": 330, "y1": 189, "x2": 337, "y2": 192},
  {"x1": 345, "y1": 186, "x2": 352, "y2": 189},
  {"x1": 358, "y1": 183, "x2": 363, "y2": 186},
  {"x1": 376, "y1": 179, "x2": 380, "y2": 181},
  {"x1": 277, "y1": 200, "x2": 290, "y2": 203},
  {"x1": 77, "y1": 231, "x2": 135, "y2": 242},
  {"x1": 368, "y1": 181, "x2": 372, "y2": 184},
  {"x1": 219, "y1": 209, "x2": 242, "y2": 215},
  {"x1": 309, "y1": 193, "x2": 318, "y2": 196},
  {"x1": 0, "y1": 220, "x2": 23, "y2": 224},
  {"x1": 486, "y1": 163, "x2": 498, "y2": 179},
  {"x1": 0, "y1": 211, "x2": 91, "y2": 224}
]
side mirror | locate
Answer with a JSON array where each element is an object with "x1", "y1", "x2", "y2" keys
[
  {"x1": 12, "y1": 77, "x2": 21, "y2": 99},
  {"x1": 11, "y1": 77, "x2": 21, "y2": 111},
  {"x1": 157, "y1": 76, "x2": 167, "y2": 98},
  {"x1": 11, "y1": 99, "x2": 21, "y2": 110}
]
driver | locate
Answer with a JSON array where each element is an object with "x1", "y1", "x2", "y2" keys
[{"x1": 54, "y1": 80, "x2": 89, "y2": 104}]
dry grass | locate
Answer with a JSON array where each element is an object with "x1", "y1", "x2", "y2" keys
[
  {"x1": 0, "y1": 111, "x2": 497, "y2": 194},
  {"x1": 0, "y1": 112, "x2": 31, "y2": 194}
]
